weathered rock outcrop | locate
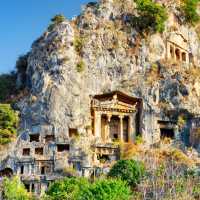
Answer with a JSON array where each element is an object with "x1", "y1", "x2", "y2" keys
[
  {"x1": 17, "y1": 0, "x2": 200, "y2": 141},
  {"x1": 1, "y1": 0, "x2": 200, "y2": 195}
]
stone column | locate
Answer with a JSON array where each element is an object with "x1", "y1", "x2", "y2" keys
[
  {"x1": 128, "y1": 114, "x2": 136, "y2": 143},
  {"x1": 185, "y1": 52, "x2": 189, "y2": 64},
  {"x1": 106, "y1": 114, "x2": 112, "y2": 142},
  {"x1": 167, "y1": 42, "x2": 171, "y2": 59},
  {"x1": 119, "y1": 115, "x2": 124, "y2": 142},
  {"x1": 173, "y1": 45, "x2": 176, "y2": 61},
  {"x1": 94, "y1": 111, "x2": 101, "y2": 139}
]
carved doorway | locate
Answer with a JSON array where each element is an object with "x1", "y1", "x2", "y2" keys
[
  {"x1": 110, "y1": 116, "x2": 120, "y2": 141},
  {"x1": 123, "y1": 117, "x2": 129, "y2": 142}
]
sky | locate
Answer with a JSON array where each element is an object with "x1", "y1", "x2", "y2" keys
[{"x1": 0, "y1": 0, "x2": 96, "y2": 74}]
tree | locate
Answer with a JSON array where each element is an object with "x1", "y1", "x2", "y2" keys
[
  {"x1": 108, "y1": 159, "x2": 145, "y2": 186},
  {"x1": 44, "y1": 177, "x2": 131, "y2": 200},
  {"x1": 79, "y1": 179, "x2": 131, "y2": 200},
  {"x1": 182, "y1": 0, "x2": 200, "y2": 25},
  {"x1": 0, "y1": 73, "x2": 17, "y2": 102},
  {"x1": 2, "y1": 176, "x2": 31, "y2": 200},
  {"x1": 133, "y1": 0, "x2": 168, "y2": 33},
  {"x1": 51, "y1": 14, "x2": 66, "y2": 24},
  {"x1": 48, "y1": 14, "x2": 66, "y2": 32},
  {"x1": 44, "y1": 177, "x2": 90, "y2": 200},
  {"x1": 0, "y1": 104, "x2": 19, "y2": 145},
  {"x1": 15, "y1": 53, "x2": 29, "y2": 89}
]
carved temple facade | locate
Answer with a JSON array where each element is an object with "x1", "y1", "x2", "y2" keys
[
  {"x1": 91, "y1": 91, "x2": 141, "y2": 144},
  {"x1": 166, "y1": 31, "x2": 192, "y2": 64}
]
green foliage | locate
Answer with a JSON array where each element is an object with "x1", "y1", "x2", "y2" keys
[
  {"x1": 45, "y1": 177, "x2": 131, "y2": 200},
  {"x1": 16, "y1": 54, "x2": 29, "y2": 75},
  {"x1": 0, "y1": 104, "x2": 18, "y2": 145},
  {"x1": 108, "y1": 159, "x2": 145, "y2": 186},
  {"x1": 133, "y1": 0, "x2": 168, "y2": 33},
  {"x1": 80, "y1": 179, "x2": 131, "y2": 200},
  {"x1": 193, "y1": 183, "x2": 200, "y2": 199},
  {"x1": 2, "y1": 176, "x2": 31, "y2": 200},
  {"x1": 0, "y1": 54, "x2": 28, "y2": 102},
  {"x1": 73, "y1": 37, "x2": 84, "y2": 55},
  {"x1": 45, "y1": 177, "x2": 89, "y2": 200},
  {"x1": 76, "y1": 60, "x2": 85, "y2": 72},
  {"x1": 0, "y1": 73, "x2": 17, "y2": 102},
  {"x1": 51, "y1": 14, "x2": 66, "y2": 24},
  {"x1": 177, "y1": 115, "x2": 186, "y2": 129},
  {"x1": 135, "y1": 135, "x2": 143, "y2": 144},
  {"x1": 182, "y1": 0, "x2": 200, "y2": 25},
  {"x1": 15, "y1": 54, "x2": 29, "y2": 89},
  {"x1": 48, "y1": 14, "x2": 66, "y2": 31}
]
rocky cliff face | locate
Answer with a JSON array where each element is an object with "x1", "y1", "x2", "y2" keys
[{"x1": 16, "y1": 0, "x2": 200, "y2": 143}]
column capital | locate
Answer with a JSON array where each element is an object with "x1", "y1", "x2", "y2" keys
[
  {"x1": 107, "y1": 114, "x2": 112, "y2": 122},
  {"x1": 119, "y1": 115, "x2": 124, "y2": 142},
  {"x1": 119, "y1": 115, "x2": 124, "y2": 120}
]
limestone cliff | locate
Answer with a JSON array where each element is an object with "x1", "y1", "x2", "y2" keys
[
  {"x1": 16, "y1": 0, "x2": 200, "y2": 143},
  {"x1": 0, "y1": 0, "x2": 200, "y2": 189},
  {"x1": 1, "y1": 0, "x2": 200, "y2": 195}
]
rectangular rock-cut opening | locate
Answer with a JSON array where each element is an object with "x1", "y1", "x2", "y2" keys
[
  {"x1": 160, "y1": 128, "x2": 174, "y2": 139},
  {"x1": 123, "y1": 116, "x2": 129, "y2": 143},
  {"x1": 69, "y1": 128, "x2": 78, "y2": 138},
  {"x1": 35, "y1": 147, "x2": 43, "y2": 155},
  {"x1": 182, "y1": 52, "x2": 186, "y2": 62},
  {"x1": 57, "y1": 144, "x2": 70, "y2": 152},
  {"x1": 31, "y1": 183, "x2": 35, "y2": 192},
  {"x1": 175, "y1": 48, "x2": 181, "y2": 61},
  {"x1": 110, "y1": 116, "x2": 120, "y2": 141},
  {"x1": 41, "y1": 166, "x2": 45, "y2": 175},
  {"x1": 30, "y1": 134, "x2": 40, "y2": 142},
  {"x1": 23, "y1": 148, "x2": 30, "y2": 156},
  {"x1": 20, "y1": 166, "x2": 24, "y2": 174},
  {"x1": 45, "y1": 135, "x2": 55, "y2": 143},
  {"x1": 97, "y1": 154, "x2": 110, "y2": 163},
  {"x1": 39, "y1": 162, "x2": 52, "y2": 175},
  {"x1": 189, "y1": 53, "x2": 193, "y2": 63}
]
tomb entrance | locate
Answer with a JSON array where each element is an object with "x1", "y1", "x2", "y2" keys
[{"x1": 92, "y1": 91, "x2": 141, "y2": 144}]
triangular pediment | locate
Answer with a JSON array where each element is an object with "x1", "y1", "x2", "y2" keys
[
  {"x1": 167, "y1": 31, "x2": 188, "y2": 51},
  {"x1": 97, "y1": 100, "x2": 136, "y2": 110},
  {"x1": 92, "y1": 91, "x2": 140, "y2": 113}
]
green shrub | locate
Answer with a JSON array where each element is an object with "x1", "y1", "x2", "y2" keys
[
  {"x1": 48, "y1": 14, "x2": 66, "y2": 31},
  {"x1": 2, "y1": 176, "x2": 31, "y2": 200},
  {"x1": 51, "y1": 14, "x2": 66, "y2": 24},
  {"x1": 182, "y1": 0, "x2": 200, "y2": 25},
  {"x1": 80, "y1": 179, "x2": 131, "y2": 200},
  {"x1": 73, "y1": 37, "x2": 84, "y2": 55},
  {"x1": 0, "y1": 104, "x2": 19, "y2": 145},
  {"x1": 76, "y1": 60, "x2": 85, "y2": 72},
  {"x1": 135, "y1": 135, "x2": 144, "y2": 144},
  {"x1": 108, "y1": 159, "x2": 145, "y2": 186},
  {"x1": 177, "y1": 115, "x2": 186, "y2": 129},
  {"x1": 193, "y1": 183, "x2": 200, "y2": 199},
  {"x1": 133, "y1": 0, "x2": 168, "y2": 33},
  {"x1": 45, "y1": 177, "x2": 131, "y2": 200},
  {"x1": 45, "y1": 177, "x2": 89, "y2": 200}
]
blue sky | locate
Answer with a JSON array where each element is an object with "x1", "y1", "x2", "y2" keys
[{"x1": 0, "y1": 0, "x2": 96, "y2": 74}]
